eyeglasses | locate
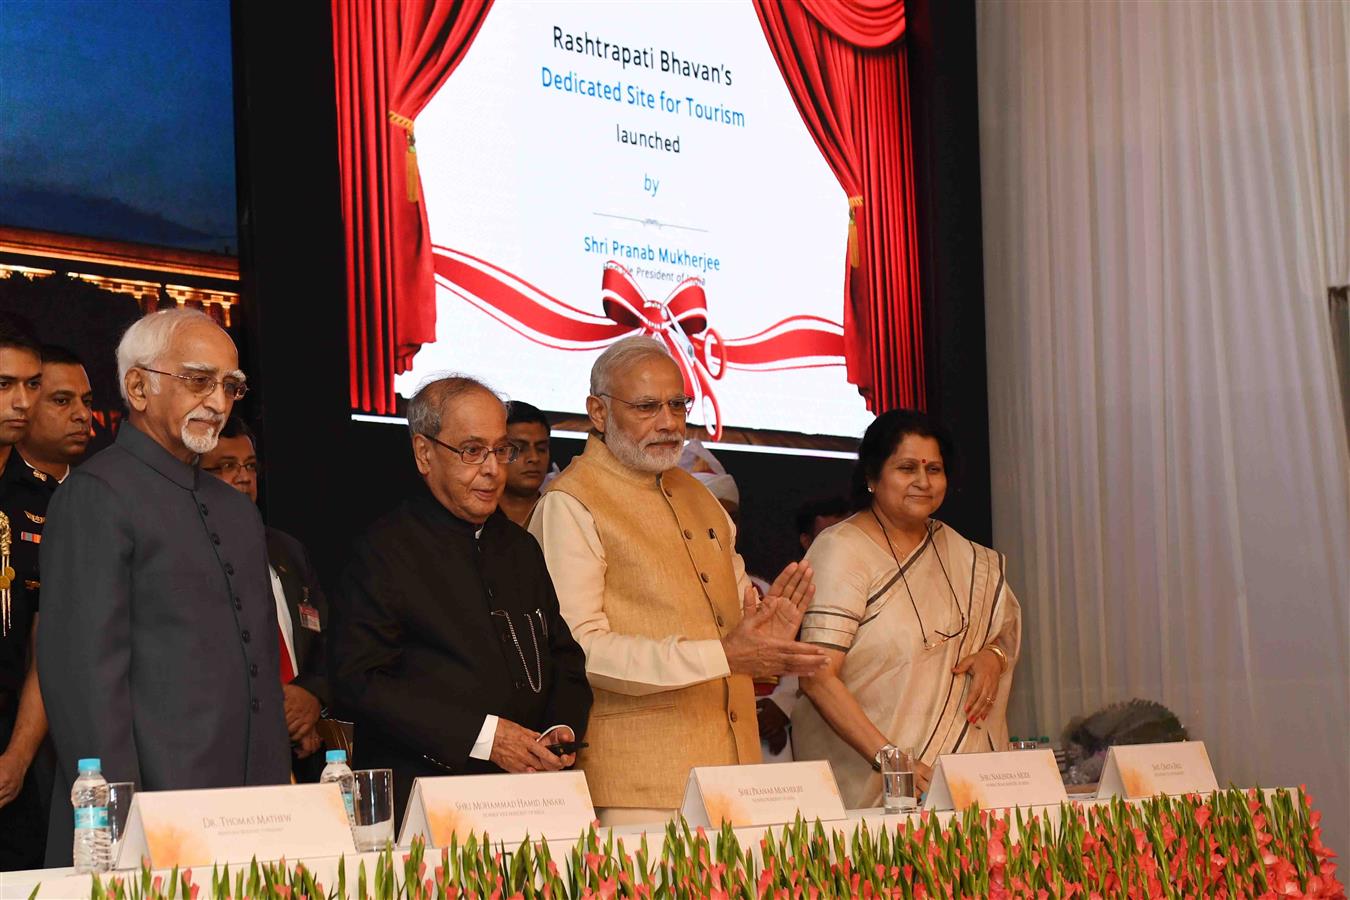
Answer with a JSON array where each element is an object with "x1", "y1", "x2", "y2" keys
[
  {"x1": 598, "y1": 393, "x2": 695, "y2": 419},
  {"x1": 203, "y1": 460, "x2": 259, "y2": 477},
  {"x1": 424, "y1": 434, "x2": 519, "y2": 465},
  {"x1": 871, "y1": 511, "x2": 970, "y2": 651},
  {"x1": 139, "y1": 367, "x2": 249, "y2": 400}
]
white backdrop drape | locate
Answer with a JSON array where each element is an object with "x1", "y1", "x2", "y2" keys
[{"x1": 976, "y1": 0, "x2": 1350, "y2": 853}]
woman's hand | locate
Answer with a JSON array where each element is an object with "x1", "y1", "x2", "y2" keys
[{"x1": 953, "y1": 648, "x2": 1003, "y2": 723}]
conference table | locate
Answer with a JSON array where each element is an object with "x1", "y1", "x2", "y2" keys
[{"x1": 0, "y1": 787, "x2": 1265, "y2": 900}]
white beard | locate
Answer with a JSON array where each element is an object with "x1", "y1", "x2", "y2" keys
[
  {"x1": 606, "y1": 423, "x2": 684, "y2": 474},
  {"x1": 181, "y1": 420, "x2": 221, "y2": 455}
]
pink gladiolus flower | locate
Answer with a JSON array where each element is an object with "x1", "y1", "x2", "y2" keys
[{"x1": 1195, "y1": 806, "x2": 1212, "y2": 829}]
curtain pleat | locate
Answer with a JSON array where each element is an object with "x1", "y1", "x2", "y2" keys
[
  {"x1": 978, "y1": 0, "x2": 1350, "y2": 853},
  {"x1": 753, "y1": 0, "x2": 924, "y2": 412},
  {"x1": 333, "y1": 0, "x2": 492, "y2": 414}
]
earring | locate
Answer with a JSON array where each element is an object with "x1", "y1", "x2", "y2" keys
[{"x1": 867, "y1": 485, "x2": 874, "y2": 494}]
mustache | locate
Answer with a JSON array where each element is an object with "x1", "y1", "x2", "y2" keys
[
  {"x1": 640, "y1": 429, "x2": 683, "y2": 447},
  {"x1": 188, "y1": 413, "x2": 225, "y2": 427}
]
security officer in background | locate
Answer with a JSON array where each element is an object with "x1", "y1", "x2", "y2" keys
[
  {"x1": 8, "y1": 346, "x2": 96, "y2": 596},
  {"x1": 0, "y1": 327, "x2": 47, "y2": 871}
]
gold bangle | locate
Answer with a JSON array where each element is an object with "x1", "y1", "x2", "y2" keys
[{"x1": 984, "y1": 644, "x2": 1009, "y2": 673}]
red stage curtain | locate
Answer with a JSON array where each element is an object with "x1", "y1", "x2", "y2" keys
[
  {"x1": 334, "y1": 0, "x2": 492, "y2": 414},
  {"x1": 754, "y1": 0, "x2": 924, "y2": 412}
]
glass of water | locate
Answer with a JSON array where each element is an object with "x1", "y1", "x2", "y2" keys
[
  {"x1": 106, "y1": 782, "x2": 136, "y2": 868},
  {"x1": 351, "y1": 768, "x2": 395, "y2": 851},
  {"x1": 880, "y1": 746, "x2": 917, "y2": 814}
]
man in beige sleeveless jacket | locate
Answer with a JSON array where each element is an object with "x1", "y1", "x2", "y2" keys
[{"x1": 529, "y1": 337, "x2": 827, "y2": 825}]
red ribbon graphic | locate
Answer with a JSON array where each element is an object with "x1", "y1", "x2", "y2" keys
[{"x1": 431, "y1": 245, "x2": 845, "y2": 439}]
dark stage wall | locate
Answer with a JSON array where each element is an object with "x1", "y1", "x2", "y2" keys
[{"x1": 229, "y1": 0, "x2": 989, "y2": 591}]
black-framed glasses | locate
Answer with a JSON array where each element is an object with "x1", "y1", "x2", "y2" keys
[
  {"x1": 139, "y1": 367, "x2": 248, "y2": 400},
  {"x1": 871, "y1": 510, "x2": 970, "y2": 651},
  {"x1": 925, "y1": 616, "x2": 970, "y2": 651},
  {"x1": 203, "y1": 460, "x2": 259, "y2": 477},
  {"x1": 424, "y1": 434, "x2": 519, "y2": 465},
  {"x1": 598, "y1": 393, "x2": 695, "y2": 419}
]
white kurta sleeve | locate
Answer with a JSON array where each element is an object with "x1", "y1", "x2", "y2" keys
[{"x1": 529, "y1": 491, "x2": 730, "y2": 696}]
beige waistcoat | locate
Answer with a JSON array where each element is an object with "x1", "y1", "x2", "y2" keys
[{"x1": 546, "y1": 436, "x2": 760, "y2": 808}]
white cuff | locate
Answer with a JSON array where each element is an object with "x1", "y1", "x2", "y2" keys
[
  {"x1": 696, "y1": 638, "x2": 731, "y2": 680},
  {"x1": 469, "y1": 714, "x2": 499, "y2": 761}
]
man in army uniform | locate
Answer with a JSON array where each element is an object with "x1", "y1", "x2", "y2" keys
[
  {"x1": 4, "y1": 346, "x2": 96, "y2": 605},
  {"x1": 19, "y1": 345, "x2": 93, "y2": 487},
  {"x1": 0, "y1": 329, "x2": 46, "y2": 871}
]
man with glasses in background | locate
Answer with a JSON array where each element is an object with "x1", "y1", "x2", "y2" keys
[
  {"x1": 202, "y1": 417, "x2": 330, "y2": 780},
  {"x1": 528, "y1": 336, "x2": 828, "y2": 826},
  {"x1": 498, "y1": 401, "x2": 553, "y2": 526},
  {"x1": 38, "y1": 308, "x2": 289, "y2": 865},
  {"x1": 329, "y1": 375, "x2": 591, "y2": 823}
]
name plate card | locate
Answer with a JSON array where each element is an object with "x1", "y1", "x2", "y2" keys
[
  {"x1": 924, "y1": 749, "x2": 1067, "y2": 812},
  {"x1": 1096, "y1": 741, "x2": 1218, "y2": 800},
  {"x1": 117, "y1": 783, "x2": 355, "y2": 870},
  {"x1": 399, "y1": 772, "x2": 595, "y2": 847},
  {"x1": 680, "y1": 761, "x2": 846, "y2": 829}
]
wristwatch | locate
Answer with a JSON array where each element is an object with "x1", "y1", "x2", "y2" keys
[{"x1": 871, "y1": 743, "x2": 898, "y2": 773}]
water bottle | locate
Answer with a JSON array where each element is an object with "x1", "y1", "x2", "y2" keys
[
  {"x1": 71, "y1": 757, "x2": 111, "y2": 873},
  {"x1": 320, "y1": 749, "x2": 356, "y2": 825}
]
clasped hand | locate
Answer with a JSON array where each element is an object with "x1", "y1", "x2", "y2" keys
[{"x1": 722, "y1": 561, "x2": 827, "y2": 678}]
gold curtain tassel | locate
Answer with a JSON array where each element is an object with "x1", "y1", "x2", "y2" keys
[
  {"x1": 847, "y1": 196, "x2": 864, "y2": 268},
  {"x1": 388, "y1": 110, "x2": 420, "y2": 204}
]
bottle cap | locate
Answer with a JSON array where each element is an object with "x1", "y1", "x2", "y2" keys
[
  {"x1": 77, "y1": 758, "x2": 101, "y2": 773},
  {"x1": 325, "y1": 750, "x2": 348, "y2": 764}
]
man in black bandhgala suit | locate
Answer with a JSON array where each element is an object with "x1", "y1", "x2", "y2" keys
[{"x1": 329, "y1": 375, "x2": 591, "y2": 822}]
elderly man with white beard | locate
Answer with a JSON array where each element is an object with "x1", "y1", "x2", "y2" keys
[
  {"x1": 529, "y1": 336, "x2": 828, "y2": 825},
  {"x1": 37, "y1": 308, "x2": 289, "y2": 865}
]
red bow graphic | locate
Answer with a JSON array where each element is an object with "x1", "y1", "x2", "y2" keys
[{"x1": 432, "y1": 246, "x2": 845, "y2": 440}]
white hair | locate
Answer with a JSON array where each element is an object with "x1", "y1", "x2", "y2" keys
[
  {"x1": 116, "y1": 307, "x2": 221, "y2": 404},
  {"x1": 406, "y1": 373, "x2": 504, "y2": 439},
  {"x1": 589, "y1": 336, "x2": 675, "y2": 397}
]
